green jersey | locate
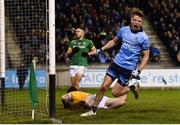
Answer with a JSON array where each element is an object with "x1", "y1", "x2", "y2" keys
[{"x1": 70, "y1": 38, "x2": 94, "y2": 66}]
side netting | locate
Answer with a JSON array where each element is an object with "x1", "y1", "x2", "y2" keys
[{"x1": 0, "y1": 0, "x2": 49, "y2": 122}]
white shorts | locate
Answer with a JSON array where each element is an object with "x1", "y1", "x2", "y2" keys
[
  {"x1": 98, "y1": 96, "x2": 109, "y2": 109},
  {"x1": 90, "y1": 94, "x2": 109, "y2": 109},
  {"x1": 69, "y1": 65, "x2": 87, "y2": 77}
]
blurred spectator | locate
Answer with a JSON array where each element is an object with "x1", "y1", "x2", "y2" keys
[
  {"x1": 177, "y1": 51, "x2": 180, "y2": 65},
  {"x1": 16, "y1": 63, "x2": 28, "y2": 89},
  {"x1": 149, "y1": 44, "x2": 160, "y2": 63},
  {"x1": 98, "y1": 52, "x2": 108, "y2": 64}
]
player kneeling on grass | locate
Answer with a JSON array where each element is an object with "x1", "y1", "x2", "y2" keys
[
  {"x1": 61, "y1": 86, "x2": 130, "y2": 110},
  {"x1": 81, "y1": 8, "x2": 150, "y2": 117}
]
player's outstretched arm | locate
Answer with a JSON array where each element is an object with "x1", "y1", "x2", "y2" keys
[
  {"x1": 96, "y1": 36, "x2": 119, "y2": 55},
  {"x1": 88, "y1": 46, "x2": 97, "y2": 56},
  {"x1": 101, "y1": 36, "x2": 119, "y2": 51},
  {"x1": 66, "y1": 47, "x2": 73, "y2": 56}
]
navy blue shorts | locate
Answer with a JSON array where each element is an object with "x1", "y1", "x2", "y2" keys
[{"x1": 106, "y1": 62, "x2": 132, "y2": 87}]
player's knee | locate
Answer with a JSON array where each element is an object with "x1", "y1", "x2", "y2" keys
[
  {"x1": 112, "y1": 90, "x2": 122, "y2": 97},
  {"x1": 112, "y1": 92, "x2": 120, "y2": 97}
]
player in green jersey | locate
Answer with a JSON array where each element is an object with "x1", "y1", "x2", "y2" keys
[{"x1": 66, "y1": 26, "x2": 97, "y2": 90}]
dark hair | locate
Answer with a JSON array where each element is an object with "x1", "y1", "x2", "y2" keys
[
  {"x1": 62, "y1": 99, "x2": 71, "y2": 109},
  {"x1": 75, "y1": 24, "x2": 85, "y2": 31},
  {"x1": 67, "y1": 86, "x2": 78, "y2": 93},
  {"x1": 131, "y1": 8, "x2": 144, "y2": 18}
]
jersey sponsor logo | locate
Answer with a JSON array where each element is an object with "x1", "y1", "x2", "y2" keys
[
  {"x1": 78, "y1": 46, "x2": 86, "y2": 48},
  {"x1": 134, "y1": 37, "x2": 138, "y2": 43},
  {"x1": 72, "y1": 45, "x2": 86, "y2": 48},
  {"x1": 5, "y1": 69, "x2": 46, "y2": 88},
  {"x1": 83, "y1": 42, "x2": 86, "y2": 45},
  {"x1": 122, "y1": 41, "x2": 136, "y2": 51}
]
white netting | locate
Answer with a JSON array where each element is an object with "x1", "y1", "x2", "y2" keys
[{"x1": 0, "y1": 0, "x2": 48, "y2": 122}]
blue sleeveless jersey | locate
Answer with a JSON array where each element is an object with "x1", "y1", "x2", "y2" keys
[{"x1": 114, "y1": 26, "x2": 150, "y2": 70}]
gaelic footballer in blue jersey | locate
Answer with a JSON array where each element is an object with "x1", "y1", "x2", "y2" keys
[{"x1": 81, "y1": 8, "x2": 150, "y2": 117}]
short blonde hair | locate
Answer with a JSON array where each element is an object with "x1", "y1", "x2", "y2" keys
[{"x1": 131, "y1": 8, "x2": 144, "y2": 18}]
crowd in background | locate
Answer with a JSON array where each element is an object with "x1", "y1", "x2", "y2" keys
[
  {"x1": 141, "y1": 0, "x2": 180, "y2": 65},
  {"x1": 56, "y1": 0, "x2": 135, "y2": 64},
  {"x1": 6, "y1": 0, "x2": 179, "y2": 66},
  {"x1": 6, "y1": 0, "x2": 47, "y2": 67},
  {"x1": 56, "y1": 0, "x2": 179, "y2": 65},
  {"x1": 5, "y1": 0, "x2": 47, "y2": 89}
]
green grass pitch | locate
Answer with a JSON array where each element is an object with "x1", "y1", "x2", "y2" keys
[
  {"x1": 0, "y1": 88, "x2": 180, "y2": 123},
  {"x1": 56, "y1": 88, "x2": 180, "y2": 124}
]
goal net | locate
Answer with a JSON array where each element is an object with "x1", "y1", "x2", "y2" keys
[{"x1": 0, "y1": 0, "x2": 49, "y2": 122}]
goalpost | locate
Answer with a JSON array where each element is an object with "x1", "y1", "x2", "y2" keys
[
  {"x1": 0, "y1": 0, "x2": 5, "y2": 113},
  {"x1": 0, "y1": 0, "x2": 56, "y2": 122}
]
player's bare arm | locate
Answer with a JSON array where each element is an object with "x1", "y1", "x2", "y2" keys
[
  {"x1": 101, "y1": 36, "x2": 119, "y2": 51},
  {"x1": 66, "y1": 47, "x2": 73, "y2": 56},
  {"x1": 139, "y1": 50, "x2": 149, "y2": 71},
  {"x1": 88, "y1": 46, "x2": 97, "y2": 56}
]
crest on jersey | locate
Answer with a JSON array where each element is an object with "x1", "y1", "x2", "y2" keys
[{"x1": 134, "y1": 37, "x2": 138, "y2": 43}]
